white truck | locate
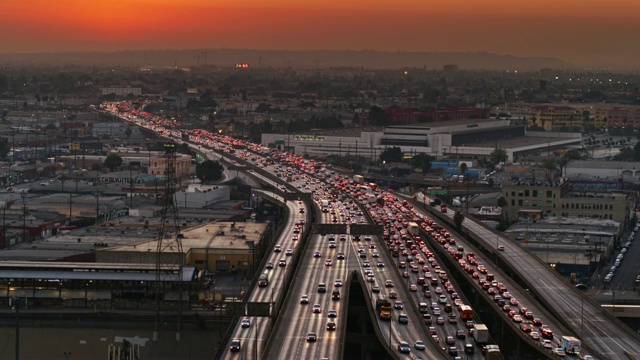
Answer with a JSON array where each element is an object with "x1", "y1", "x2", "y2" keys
[
  {"x1": 353, "y1": 175, "x2": 364, "y2": 184},
  {"x1": 407, "y1": 222, "x2": 420, "y2": 238},
  {"x1": 561, "y1": 336, "x2": 581, "y2": 355},
  {"x1": 473, "y1": 324, "x2": 489, "y2": 344}
]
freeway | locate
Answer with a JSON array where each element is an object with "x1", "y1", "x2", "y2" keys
[
  {"x1": 220, "y1": 192, "x2": 308, "y2": 359},
  {"x1": 428, "y1": 194, "x2": 640, "y2": 359},
  {"x1": 102, "y1": 101, "x2": 640, "y2": 358}
]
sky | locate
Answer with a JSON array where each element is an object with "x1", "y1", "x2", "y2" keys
[{"x1": 1, "y1": 0, "x2": 639, "y2": 68}]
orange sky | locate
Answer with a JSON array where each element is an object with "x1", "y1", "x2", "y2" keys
[{"x1": 1, "y1": 0, "x2": 639, "y2": 68}]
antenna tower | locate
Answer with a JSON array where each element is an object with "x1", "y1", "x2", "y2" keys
[{"x1": 154, "y1": 142, "x2": 184, "y2": 341}]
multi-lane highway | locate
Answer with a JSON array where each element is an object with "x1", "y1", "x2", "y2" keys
[
  {"x1": 430, "y1": 193, "x2": 640, "y2": 359},
  {"x1": 102, "y1": 101, "x2": 640, "y2": 359}
]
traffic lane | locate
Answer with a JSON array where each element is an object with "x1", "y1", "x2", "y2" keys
[
  {"x1": 250, "y1": 200, "x2": 303, "y2": 303},
  {"x1": 437, "y1": 197, "x2": 640, "y2": 358},
  {"x1": 608, "y1": 230, "x2": 637, "y2": 288}
]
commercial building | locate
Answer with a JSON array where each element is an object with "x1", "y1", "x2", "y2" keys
[
  {"x1": 174, "y1": 184, "x2": 230, "y2": 209},
  {"x1": 528, "y1": 105, "x2": 582, "y2": 131},
  {"x1": 96, "y1": 221, "x2": 269, "y2": 274},
  {"x1": 502, "y1": 178, "x2": 631, "y2": 224},
  {"x1": 92, "y1": 122, "x2": 141, "y2": 137},
  {"x1": 57, "y1": 151, "x2": 195, "y2": 178},
  {"x1": 506, "y1": 217, "x2": 618, "y2": 276},
  {"x1": 262, "y1": 119, "x2": 581, "y2": 163},
  {"x1": 593, "y1": 106, "x2": 640, "y2": 129},
  {"x1": 100, "y1": 87, "x2": 142, "y2": 96},
  {"x1": 563, "y1": 160, "x2": 640, "y2": 184}
]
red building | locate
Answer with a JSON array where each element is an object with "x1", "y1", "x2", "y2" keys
[{"x1": 362, "y1": 106, "x2": 490, "y2": 125}]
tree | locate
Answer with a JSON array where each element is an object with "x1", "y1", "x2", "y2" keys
[
  {"x1": 541, "y1": 158, "x2": 557, "y2": 182},
  {"x1": 196, "y1": 160, "x2": 224, "y2": 183},
  {"x1": 104, "y1": 154, "x2": 123, "y2": 171},
  {"x1": 0, "y1": 137, "x2": 9, "y2": 158},
  {"x1": 125, "y1": 126, "x2": 132, "y2": 139},
  {"x1": 460, "y1": 163, "x2": 468, "y2": 177},
  {"x1": 368, "y1": 106, "x2": 390, "y2": 126},
  {"x1": 490, "y1": 148, "x2": 507, "y2": 164},
  {"x1": 497, "y1": 196, "x2": 508, "y2": 222},
  {"x1": 380, "y1": 146, "x2": 404, "y2": 163},
  {"x1": 413, "y1": 153, "x2": 435, "y2": 173},
  {"x1": 453, "y1": 210, "x2": 465, "y2": 230},
  {"x1": 635, "y1": 141, "x2": 640, "y2": 161}
]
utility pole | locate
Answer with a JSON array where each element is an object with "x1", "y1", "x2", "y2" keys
[{"x1": 21, "y1": 191, "x2": 26, "y2": 243}]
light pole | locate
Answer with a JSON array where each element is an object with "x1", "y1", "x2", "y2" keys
[{"x1": 21, "y1": 191, "x2": 26, "y2": 243}]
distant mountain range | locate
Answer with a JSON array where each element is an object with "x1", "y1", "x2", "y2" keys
[{"x1": 0, "y1": 49, "x2": 574, "y2": 71}]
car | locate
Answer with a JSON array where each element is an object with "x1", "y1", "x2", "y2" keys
[
  {"x1": 326, "y1": 322, "x2": 336, "y2": 331},
  {"x1": 332, "y1": 290, "x2": 341, "y2": 300},
  {"x1": 318, "y1": 283, "x2": 327, "y2": 293},
  {"x1": 325, "y1": 259, "x2": 333, "y2": 266},
  {"x1": 409, "y1": 284, "x2": 418, "y2": 292},
  {"x1": 385, "y1": 280, "x2": 394, "y2": 287},
  {"x1": 300, "y1": 295, "x2": 309, "y2": 304},
  {"x1": 328, "y1": 310, "x2": 337, "y2": 318},
  {"x1": 542, "y1": 340, "x2": 553, "y2": 349},
  {"x1": 428, "y1": 326, "x2": 437, "y2": 335},
  {"x1": 397, "y1": 341, "x2": 411, "y2": 354},
  {"x1": 533, "y1": 317, "x2": 543, "y2": 326},
  {"x1": 377, "y1": 261, "x2": 385, "y2": 267},
  {"x1": 424, "y1": 290, "x2": 432, "y2": 298},
  {"x1": 363, "y1": 261, "x2": 371, "y2": 267},
  {"x1": 372, "y1": 285, "x2": 381, "y2": 293},
  {"x1": 464, "y1": 343, "x2": 474, "y2": 355},
  {"x1": 274, "y1": 245, "x2": 282, "y2": 252},
  {"x1": 241, "y1": 318, "x2": 251, "y2": 328},
  {"x1": 313, "y1": 251, "x2": 322, "y2": 258},
  {"x1": 446, "y1": 336, "x2": 455, "y2": 345},
  {"x1": 372, "y1": 251, "x2": 380, "y2": 258},
  {"x1": 337, "y1": 252, "x2": 345, "y2": 260},
  {"x1": 312, "y1": 304, "x2": 322, "y2": 313},
  {"x1": 285, "y1": 248, "x2": 293, "y2": 256},
  {"x1": 265, "y1": 262, "x2": 274, "y2": 269},
  {"x1": 414, "y1": 340, "x2": 425, "y2": 350},
  {"x1": 552, "y1": 348, "x2": 566, "y2": 357},
  {"x1": 307, "y1": 332, "x2": 317, "y2": 342},
  {"x1": 278, "y1": 259, "x2": 286, "y2": 267},
  {"x1": 328, "y1": 241, "x2": 336, "y2": 248},
  {"x1": 456, "y1": 330, "x2": 466, "y2": 339},
  {"x1": 398, "y1": 313, "x2": 409, "y2": 324},
  {"x1": 229, "y1": 338, "x2": 241, "y2": 352},
  {"x1": 394, "y1": 301, "x2": 404, "y2": 309},
  {"x1": 513, "y1": 315, "x2": 523, "y2": 323},
  {"x1": 529, "y1": 331, "x2": 540, "y2": 340},
  {"x1": 436, "y1": 316, "x2": 445, "y2": 325},
  {"x1": 389, "y1": 291, "x2": 398, "y2": 299},
  {"x1": 448, "y1": 347, "x2": 458, "y2": 356},
  {"x1": 432, "y1": 335, "x2": 440, "y2": 343}
]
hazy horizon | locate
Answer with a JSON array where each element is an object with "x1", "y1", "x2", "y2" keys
[{"x1": 2, "y1": 0, "x2": 639, "y2": 69}]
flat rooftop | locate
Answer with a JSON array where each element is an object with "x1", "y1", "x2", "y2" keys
[
  {"x1": 566, "y1": 160, "x2": 640, "y2": 170},
  {"x1": 388, "y1": 118, "x2": 500, "y2": 129},
  {"x1": 470, "y1": 135, "x2": 581, "y2": 149},
  {"x1": 100, "y1": 221, "x2": 268, "y2": 254}
]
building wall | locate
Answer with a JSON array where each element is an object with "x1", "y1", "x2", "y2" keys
[
  {"x1": 529, "y1": 106, "x2": 582, "y2": 131},
  {"x1": 594, "y1": 106, "x2": 640, "y2": 128},
  {"x1": 100, "y1": 87, "x2": 142, "y2": 96},
  {"x1": 175, "y1": 186, "x2": 230, "y2": 208},
  {"x1": 503, "y1": 181, "x2": 629, "y2": 223},
  {"x1": 149, "y1": 154, "x2": 195, "y2": 177}
]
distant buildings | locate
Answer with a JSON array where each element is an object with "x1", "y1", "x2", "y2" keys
[
  {"x1": 100, "y1": 86, "x2": 142, "y2": 96},
  {"x1": 361, "y1": 106, "x2": 489, "y2": 125},
  {"x1": 528, "y1": 105, "x2": 582, "y2": 131},
  {"x1": 502, "y1": 178, "x2": 631, "y2": 224}
]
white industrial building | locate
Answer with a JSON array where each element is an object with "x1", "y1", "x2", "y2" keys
[
  {"x1": 174, "y1": 184, "x2": 230, "y2": 209},
  {"x1": 261, "y1": 119, "x2": 582, "y2": 162},
  {"x1": 563, "y1": 160, "x2": 640, "y2": 183}
]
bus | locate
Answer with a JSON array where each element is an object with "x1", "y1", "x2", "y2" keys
[
  {"x1": 460, "y1": 305, "x2": 474, "y2": 320},
  {"x1": 321, "y1": 200, "x2": 329, "y2": 213}
]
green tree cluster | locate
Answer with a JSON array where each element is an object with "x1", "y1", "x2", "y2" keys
[
  {"x1": 380, "y1": 147, "x2": 404, "y2": 163},
  {"x1": 104, "y1": 154, "x2": 123, "y2": 171},
  {"x1": 196, "y1": 160, "x2": 224, "y2": 183}
]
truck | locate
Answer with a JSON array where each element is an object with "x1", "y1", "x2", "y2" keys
[
  {"x1": 376, "y1": 299, "x2": 392, "y2": 320},
  {"x1": 321, "y1": 200, "x2": 329, "y2": 213},
  {"x1": 353, "y1": 175, "x2": 365, "y2": 184},
  {"x1": 486, "y1": 348, "x2": 503, "y2": 360},
  {"x1": 407, "y1": 222, "x2": 420, "y2": 238},
  {"x1": 561, "y1": 336, "x2": 581, "y2": 355},
  {"x1": 473, "y1": 324, "x2": 489, "y2": 344}
]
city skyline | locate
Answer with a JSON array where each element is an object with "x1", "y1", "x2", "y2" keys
[{"x1": 1, "y1": 0, "x2": 639, "y2": 69}]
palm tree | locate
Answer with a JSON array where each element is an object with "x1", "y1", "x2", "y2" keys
[{"x1": 497, "y1": 196, "x2": 508, "y2": 222}]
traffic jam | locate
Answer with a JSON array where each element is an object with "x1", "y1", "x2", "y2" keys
[{"x1": 103, "y1": 100, "x2": 565, "y2": 358}]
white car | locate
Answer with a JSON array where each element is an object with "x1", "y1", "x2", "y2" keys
[
  {"x1": 335, "y1": 279, "x2": 343, "y2": 287},
  {"x1": 241, "y1": 318, "x2": 251, "y2": 328},
  {"x1": 300, "y1": 295, "x2": 309, "y2": 304}
]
